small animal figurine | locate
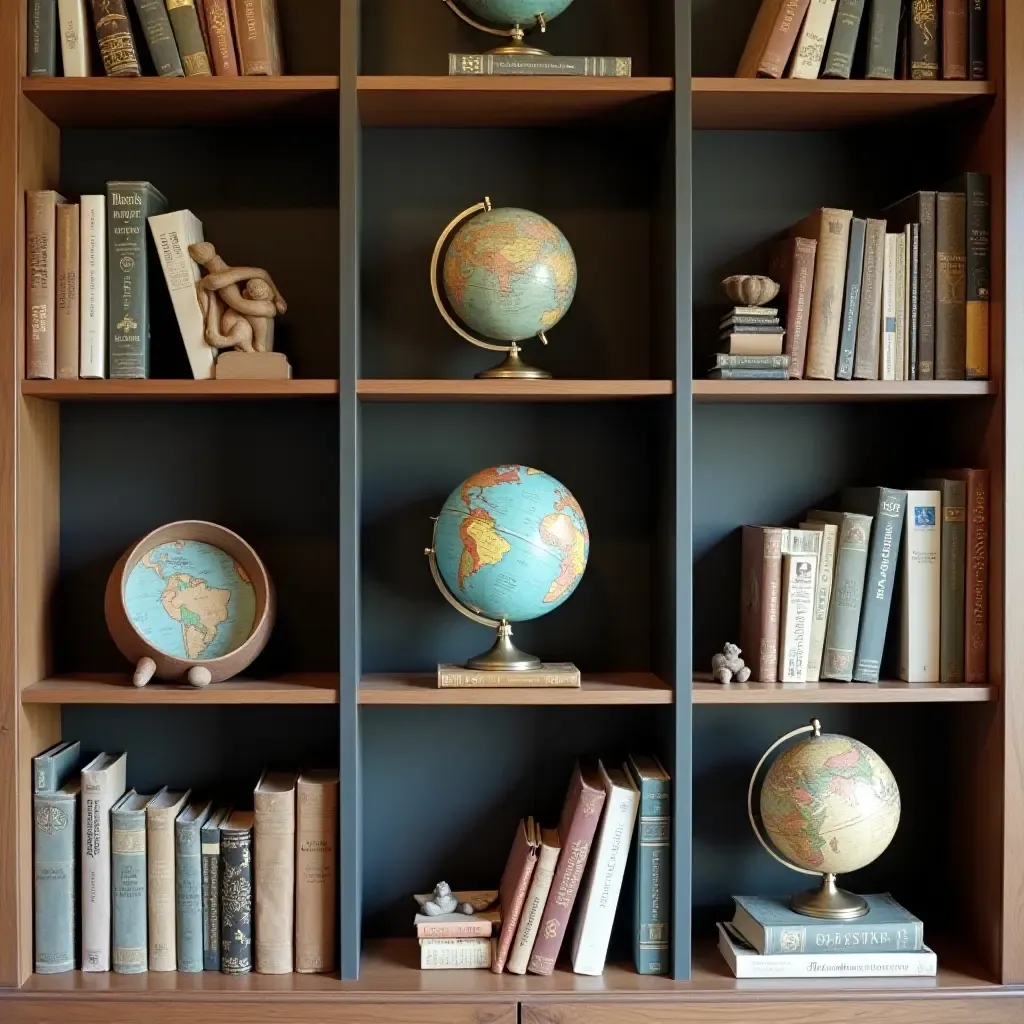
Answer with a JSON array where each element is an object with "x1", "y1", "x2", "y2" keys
[
  {"x1": 419, "y1": 881, "x2": 475, "y2": 917},
  {"x1": 712, "y1": 642, "x2": 751, "y2": 684}
]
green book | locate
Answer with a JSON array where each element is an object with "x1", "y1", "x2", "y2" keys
[
  {"x1": 923, "y1": 477, "x2": 967, "y2": 682},
  {"x1": 131, "y1": 0, "x2": 185, "y2": 77},
  {"x1": 27, "y1": 0, "x2": 58, "y2": 75},
  {"x1": 449, "y1": 53, "x2": 631, "y2": 76}
]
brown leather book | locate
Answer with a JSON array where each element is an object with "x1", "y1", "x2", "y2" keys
[
  {"x1": 769, "y1": 236, "x2": 816, "y2": 378},
  {"x1": 527, "y1": 762, "x2": 606, "y2": 976},
  {"x1": 740, "y1": 526, "x2": 784, "y2": 682},
  {"x1": 942, "y1": 0, "x2": 968, "y2": 79},
  {"x1": 936, "y1": 191, "x2": 967, "y2": 380},
  {"x1": 204, "y1": 0, "x2": 239, "y2": 75},
  {"x1": 254, "y1": 771, "x2": 297, "y2": 974},
  {"x1": 853, "y1": 218, "x2": 885, "y2": 380},
  {"x1": 231, "y1": 0, "x2": 283, "y2": 75},
  {"x1": 792, "y1": 208, "x2": 854, "y2": 380},
  {"x1": 26, "y1": 190, "x2": 66, "y2": 380},
  {"x1": 55, "y1": 203, "x2": 80, "y2": 381},
  {"x1": 944, "y1": 469, "x2": 989, "y2": 682},
  {"x1": 89, "y1": 0, "x2": 141, "y2": 76},
  {"x1": 492, "y1": 818, "x2": 540, "y2": 974},
  {"x1": 735, "y1": 0, "x2": 786, "y2": 77},
  {"x1": 758, "y1": 0, "x2": 811, "y2": 77},
  {"x1": 295, "y1": 771, "x2": 337, "y2": 973}
]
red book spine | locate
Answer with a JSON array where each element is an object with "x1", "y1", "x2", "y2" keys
[
  {"x1": 964, "y1": 469, "x2": 989, "y2": 682},
  {"x1": 942, "y1": 0, "x2": 968, "y2": 79},
  {"x1": 205, "y1": 0, "x2": 239, "y2": 75},
  {"x1": 758, "y1": 0, "x2": 811, "y2": 77}
]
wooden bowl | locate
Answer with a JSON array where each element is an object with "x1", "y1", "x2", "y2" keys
[{"x1": 722, "y1": 274, "x2": 780, "y2": 307}]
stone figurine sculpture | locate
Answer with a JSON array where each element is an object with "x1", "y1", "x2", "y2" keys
[
  {"x1": 712, "y1": 642, "x2": 751, "y2": 684},
  {"x1": 419, "y1": 881, "x2": 476, "y2": 917}
]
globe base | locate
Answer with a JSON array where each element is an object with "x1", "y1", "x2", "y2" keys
[
  {"x1": 790, "y1": 873, "x2": 869, "y2": 920},
  {"x1": 486, "y1": 43, "x2": 550, "y2": 56},
  {"x1": 466, "y1": 621, "x2": 542, "y2": 672},
  {"x1": 477, "y1": 345, "x2": 552, "y2": 380}
]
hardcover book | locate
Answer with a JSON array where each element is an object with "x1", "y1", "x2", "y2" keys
[
  {"x1": 944, "y1": 468, "x2": 989, "y2": 682},
  {"x1": 822, "y1": 0, "x2": 865, "y2": 78},
  {"x1": 881, "y1": 232, "x2": 900, "y2": 379},
  {"x1": 710, "y1": 354, "x2": 790, "y2": 370},
  {"x1": 33, "y1": 739, "x2": 80, "y2": 794},
  {"x1": 740, "y1": 526, "x2": 783, "y2": 682},
  {"x1": 865, "y1": 0, "x2": 902, "y2": 78},
  {"x1": 34, "y1": 771, "x2": 80, "y2": 974},
  {"x1": 908, "y1": 0, "x2": 939, "y2": 79},
  {"x1": 79, "y1": 195, "x2": 106, "y2": 378},
  {"x1": 768, "y1": 235, "x2": 816, "y2": 378},
  {"x1": 798, "y1": 521, "x2": 838, "y2": 682},
  {"x1": 55, "y1": 203, "x2": 80, "y2": 381},
  {"x1": 506, "y1": 829, "x2": 560, "y2": 975},
  {"x1": 735, "y1": 0, "x2": 804, "y2": 78},
  {"x1": 787, "y1": 0, "x2": 838, "y2": 79},
  {"x1": 943, "y1": 0, "x2": 969, "y2": 79},
  {"x1": 414, "y1": 890, "x2": 501, "y2": 940},
  {"x1": 220, "y1": 810, "x2": 254, "y2": 975},
  {"x1": 969, "y1": 0, "x2": 987, "y2": 79},
  {"x1": 295, "y1": 771, "x2": 338, "y2": 973},
  {"x1": 936, "y1": 191, "x2": 967, "y2": 379},
  {"x1": 175, "y1": 799, "x2": 213, "y2": 972},
  {"x1": 707, "y1": 368, "x2": 789, "y2": 380},
  {"x1": 420, "y1": 937, "x2": 494, "y2": 969},
  {"x1": 57, "y1": 0, "x2": 92, "y2": 75},
  {"x1": 166, "y1": 0, "x2": 212, "y2": 75},
  {"x1": 493, "y1": 818, "x2": 540, "y2": 973},
  {"x1": 131, "y1": 0, "x2": 184, "y2": 75},
  {"x1": 254, "y1": 771, "x2": 297, "y2": 974},
  {"x1": 778, "y1": 539, "x2": 821, "y2": 683},
  {"x1": 853, "y1": 218, "x2": 885, "y2": 380},
  {"x1": 111, "y1": 790, "x2": 156, "y2": 974},
  {"x1": 835, "y1": 217, "x2": 866, "y2": 380},
  {"x1": 204, "y1": 0, "x2": 238, "y2": 74},
  {"x1": 951, "y1": 172, "x2": 991, "y2": 379},
  {"x1": 28, "y1": 0, "x2": 58, "y2": 75},
  {"x1": 201, "y1": 806, "x2": 231, "y2": 970},
  {"x1": 900, "y1": 490, "x2": 942, "y2": 682},
  {"x1": 449, "y1": 53, "x2": 631, "y2": 76},
  {"x1": 231, "y1": 0, "x2": 283, "y2": 75},
  {"x1": 89, "y1": 0, "x2": 141, "y2": 75},
  {"x1": 719, "y1": 333, "x2": 785, "y2": 356},
  {"x1": 438, "y1": 663, "x2": 580, "y2": 688},
  {"x1": 26, "y1": 190, "x2": 67, "y2": 380},
  {"x1": 147, "y1": 788, "x2": 191, "y2": 971},
  {"x1": 922, "y1": 478, "x2": 967, "y2": 683}
]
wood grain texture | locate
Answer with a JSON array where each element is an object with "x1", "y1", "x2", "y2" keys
[
  {"x1": 358, "y1": 380, "x2": 674, "y2": 401},
  {"x1": 692, "y1": 77, "x2": 995, "y2": 130},
  {"x1": 692, "y1": 680, "x2": 995, "y2": 703},
  {"x1": 21, "y1": 379, "x2": 339, "y2": 400},
  {"x1": 357, "y1": 76, "x2": 673, "y2": 127},
  {"x1": 21, "y1": 674, "x2": 339, "y2": 704},
  {"x1": 692, "y1": 380, "x2": 997, "y2": 402}
]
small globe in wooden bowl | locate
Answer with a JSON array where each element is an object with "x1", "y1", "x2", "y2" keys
[
  {"x1": 104, "y1": 521, "x2": 275, "y2": 688},
  {"x1": 722, "y1": 274, "x2": 780, "y2": 307}
]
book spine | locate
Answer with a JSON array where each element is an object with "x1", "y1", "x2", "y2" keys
[
  {"x1": 736, "y1": 0, "x2": 788, "y2": 76},
  {"x1": 853, "y1": 218, "x2": 884, "y2": 379},
  {"x1": 758, "y1": 0, "x2": 811, "y2": 77},
  {"x1": 231, "y1": 0, "x2": 275, "y2": 74},
  {"x1": 943, "y1": 0, "x2": 969, "y2": 78},
  {"x1": 852, "y1": 489, "x2": 906, "y2": 682},
  {"x1": 220, "y1": 828, "x2": 253, "y2": 974},
  {"x1": 34, "y1": 756, "x2": 56, "y2": 794},
  {"x1": 57, "y1": 0, "x2": 92, "y2": 75},
  {"x1": 205, "y1": 0, "x2": 238, "y2": 74},
  {"x1": 448, "y1": 53, "x2": 632, "y2": 76},
  {"x1": 79, "y1": 196, "x2": 106, "y2": 378},
  {"x1": 166, "y1": 0, "x2": 213, "y2": 75},
  {"x1": 762, "y1": 919, "x2": 924, "y2": 956},
  {"x1": 89, "y1": 0, "x2": 141, "y2": 75},
  {"x1": 785, "y1": 238, "x2": 815, "y2": 378},
  {"x1": 936, "y1": 191, "x2": 967, "y2": 380},
  {"x1": 254, "y1": 788, "x2": 295, "y2": 973},
  {"x1": 55, "y1": 203, "x2": 80, "y2": 381},
  {"x1": 821, "y1": 515, "x2": 871, "y2": 681},
  {"x1": 82, "y1": 773, "x2": 117, "y2": 970},
  {"x1": 908, "y1": 0, "x2": 939, "y2": 78},
  {"x1": 34, "y1": 791, "x2": 77, "y2": 973},
  {"x1": 835, "y1": 217, "x2": 866, "y2": 380},
  {"x1": 201, "y1": 824, "x2": 221, "y2": 970},
  {"x1": 963, "y1": 172, "x2": 991, "y2": 380},
  {"x1": 881, "y1": 234, "x2": 899, "y2": 379},
  {"x1": 420, "y1": 939, "x2": 492, "y2": 969},
  {"x1": 964, "y1": 470, "x2": 989, "y2": 683},
  {"x1": 507, "y1": 845, "x2": 558, "y2": 975},
  {"x1": 28, "y1": 0, "x2": 58, "y2": 75},
  {"x1": 175, "y1": 820, "x2": 204, "y2": 972},
  {"x1": 418, "y1": 920, "x2": 494, "y2": 939},
  {"x1": 727, "y1": 945, "x2": 935, "y2": 978},
  {"x1": 805, "y1": 525, "x2": 837, "y2": 681},
  {"x1": 634, "y1": 775, "x2": 670, "y2": 975},
  {"x1": 148, "y1": 808, "x2": 180, "y2": 971},
  {"x1": 865, "y1": 0, "x2": 901, "y2": 78},
  {"x1": 938, "y1": 480, "x2": 967, "y2": 682},
  {"x1": 27, "y1": 192, "x2": 60, "y2": 380},
  {"x1": 740, "y1": 526, "x2": 783, "y2": 682},
  {"x1": 779, "y1": 551, "x2": 819, "y2": 683},
  {"x1": 901, "y1": 492, "x2": 942, "y2": 682},
  {"x1": 711, "y1": 354, "x2": 791, "y2": 369},
  {"x1": 296, "y1": 781, "x2": 337, "y2": 973},
  {"x1": 708, "y1": 368, "x2": 789, "y2": 380},
  {"x1": 131, "y1": 0, "x2": 184, "y2": 75},
  {"x1": 787, "y1": 0, "x2": 838, "y2": 79},
  {"x1": 909, "y1": 225, "x2": 919, "y2": 378},
  {"x1": 112, "y1": 807, "x2": 148, "y2": 973},
  {"x1": 802, "y1": 210, "x2": 852, "y2": 379},
  {"x1": 822, "y1": 0, "x2": 865, "y2": 78},
  {"x1": 437, "y1": 667, "x2": 581, "y2": 687},
  {"x1": 969, "y1": 0, "x2": 987, "y2": 78},
  {"x1": 895, "y1": 231, "x2": 907, "y2": 380}
]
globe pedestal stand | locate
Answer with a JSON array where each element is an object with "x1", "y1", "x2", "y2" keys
[
  {"x1": 467, "y1": 620, "x2": 541, "y2": 672},
  {"x1": 443, "y1": 4, "x2": 551, "y2": 56},
  {"x1": 477, "y1": 342, "x2": 552, "y2": 380},
  {"x1": 790, "y1": 873, "x2": 869, "y2": 921}
]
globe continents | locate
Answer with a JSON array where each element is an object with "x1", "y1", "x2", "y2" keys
[
  {"x1": 760, "y1": 731, "x2": 900, "y2": 876},
  {"x1": 124, "y1": 539, "x2": 257, "y2": 661},
  {"x1": 443, "y1": 207, "x2": 577, "y2": 343},
  {"x1": 457, "y1": 0, "x2": 576, "y2": 29},
  {"x1": 434, "y1": 465, "x2": 589, "y2": 623}
]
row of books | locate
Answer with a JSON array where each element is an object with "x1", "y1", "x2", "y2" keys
[
  {"x1": 28, "y1": 185, "x2": 217, "y2": 381},
  {"x1": 738, "y1": 0, "x2": 986, "y2": 81},
  {"x1": 417, "y1": 756, "x2": 671, "y2": 976},
  {"x1": 28, "y1": 0, "x2": 283, "y2": 78},
  {"x1": 740, "y1": 473, "x2": 989, "y2": 685},
  {"x1": 719, "y1": 893, "x2": 935, "y2": 978},
  {"x1": 33, "y1": 741, "x2": 337, "y2": 975}
]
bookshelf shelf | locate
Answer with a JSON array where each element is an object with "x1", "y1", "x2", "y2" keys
[
  {"x1": 691, "y1": 78, "x2": 995, "y2": 130},
  {"x1": 356, "y1": 76, "x2": 674, "y2": 127},
  {"x1": 20, "y1": 674, "x2": 339, "y2": 705},
  {"x1": 691, "y1": 678, "x2": 995, "y2": 704},
  {"x1": 20, "y1": 76, "x2": 341, "y2": 128},
  {"x1": 692, "y1": 380, "x2": 996, "y2": 403},
  {"x1": 357, "y1": 379, "x2": 674, "y2": 401},
  {"x1": 359, "y1": 672, "x2": 672, "y2": 705},
  {"x1": 21, "y1": 379, "x2": 339, "y2": 401}
]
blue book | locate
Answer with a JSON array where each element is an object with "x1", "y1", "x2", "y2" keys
[
  {"x1": 176, "y1": 799, "x2": 213, "y2": 973},
  {"x1": 626, "y1": 755, "x2": 671, "y2": 975},
  {"x1": 836, "y1": 217, "x2": 867, "y2": 379},
  {"x1": 33, "y1": 740, "x2": 80, "y2": 794},
  {"x1": 34, "y1": 777, "x2": 80, "y2": 973},
  {"x1": 201, "y1": 807, "x2": 231, "y2": 971},
  {"x1": 732, "y1": 893, "x2": 924, "y2": 955},
  {"x1": 111, "y1": 790, "x2": 158, "y2": 974}
]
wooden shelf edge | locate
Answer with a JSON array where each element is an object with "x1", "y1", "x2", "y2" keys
[
  {"x1": 358, "y1": 379, "x2": 674, "y2": 401},
  {"x1": 691, "y1": 77, "x2": 995, "y2": 97},
  {"x1": 22, "y1": 75, "x2": 341, "y2": 94},
  {"x1": 692, "y1": 380, "x2": 997, "y2": 402},
  {"x1": 22, "y1": 380, "x2": 339, "y2": 401},
  {"x1": 692, "y1": 678, "x2": 995, "y2": 704},
  {"x1": 357, "y1": 75, "x2": 674, "y2": 93}
]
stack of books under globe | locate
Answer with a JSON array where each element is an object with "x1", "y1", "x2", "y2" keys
[
  {"x1": 718, "y1": 893, "x2": 936, "y2": 978},
  {"x1": 710, "y1": 305, "x2": 788, "y2": 380}
]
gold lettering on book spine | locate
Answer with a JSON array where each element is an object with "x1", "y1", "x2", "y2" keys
[{"x1": 183, "y1": 52, "x2": 212, "y2": 75}]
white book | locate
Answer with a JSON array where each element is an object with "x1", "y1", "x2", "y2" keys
[
  {"x1": 79, "y1": 195, "x2": 106, "y2": 379},
  {"x1": 506, "y1": 827, "x2": 560, "y2": 975},
  {"x1": 148, "y1": 210, "x2": 215, "y2": 380},
  {"x1": 900, "y1": 490, "x2": 941, "y2": 682},
  {"x1": 570, "y1": 762, "x2": 639, "y2": 976},
  {"x1": 903, "y1": 224, "x2": 912, "y2": 380},
  {"x1": 894, "y1": 232, "x2": 907, "y2": 380},
  {"x1": 787, "y1": 0, "x2": 838, "y2": 79},
  {"x1": 881, "y1": 233, "x2": 899, "y2": 380},
  {"x1": 717, "y1": 923, "x2": 937, "y2": 979},
  {"x1": 57, "y1": 0, "x2": 92, "y2": 76},
  {"x1": 798, "y1": 521, "x2": 838, "y2": 682},
  {"x1": 81, "y1": 752, "x2": 127, "y2": 971},
  {"x1": 779, "y1": 550, "x2": 819, "y2": 683},
  {"x1": 420, "y1": 937, "x2": 493, "y2": 970}
]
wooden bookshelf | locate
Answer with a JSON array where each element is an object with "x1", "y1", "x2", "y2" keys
[
  {"x1": 357, "y1": 379, "x2": 673, "y2": 401},
  {"x1": 692, "y1": 380, "x2": 997, "y2": 402},
  {"x1": 691, "y1": 679, "x2": 996, "y2": 704},
  {"x1": 21, "y1": 379, "x2": 339, "y2": 401},
  {"x1": 20, "y1": 674, "x2": 339, "y2": 704}
]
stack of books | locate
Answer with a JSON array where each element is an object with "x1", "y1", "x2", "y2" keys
[
  {"x1": 711, "y1": 305, "x2": 787, "y2": 380},
  {"x1": 718, "y1": 893, "x2": 935, "y2": 978},
  {"x1": 414, "y1": 890, "x2": 501, "y2": 970}
]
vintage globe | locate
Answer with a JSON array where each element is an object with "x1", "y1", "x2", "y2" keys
[{"x1": 456, "y1": 0, "x2": 576, "y2": 30}]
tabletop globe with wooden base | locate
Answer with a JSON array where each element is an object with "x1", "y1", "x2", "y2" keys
[
  {"x1": 442, "y1": 0, "x2": 577, "y2": 55},
  {"x1": 747, "y1": 717, "x2": 901, "y2": 921},
  {"x1": 104, "y1": 520, "x2": 275, "y2": 689}
]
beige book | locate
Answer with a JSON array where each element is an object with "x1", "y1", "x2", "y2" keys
[
  {"x1": 881, "y1": 234, "x2": 900, "y2": 380},
  {"x1": 900, "y1": 490, "x2": 942, "y2": 682},
  {"x1": 895, "y1": 230, "x2": 907, "y2": 380},
  {"x1": 420, "y1": 937, "x2": 493, "y2": 970},
  {"x1": 799, "y1": 521, "x2": 838, "y2": 682},
  {"x1": 506, "y1": 828, "x2": 560, "y2": 975},
  {"x1": 438, "y1": 663, "x2": 579, "y2": 688},
  {"x1": 295, "y1": 770, "x2": 338, "y2": 973},
  {"x1": 787, "y1": 0, "x2": 838, "y2": 79},
  {"x1": 55, "y1": 203, "x2": 80, "y2": 380},
  {"x1": 146, "y1": 788, "x2": 191, "y2": 971},
  {"x1": 26, "y1": 190, "x2": 67, "y2": 379},
  {"x1": 254, "y1": 771, "x2": 297, "y2": 974}
]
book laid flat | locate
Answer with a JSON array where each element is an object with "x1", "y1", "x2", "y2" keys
[
  {"x1": 201, "y1": 806, "x2": 231, "y2": 971},
  {"x1": 768, "y1": 236, "x2": 816, "y2": 378},
  {"x1": 853, "y1": 218, "x2": 885, "y2": 380},
  {"x1": 33, "y1": 739, "x2": 80, "y2": 795},
  {"x1": 414, "y1": 890, "x2": 500, "y2": 940},
  {"x1": 111, "y1": 790, "x2": 156, "y2": 974},
  {"x1": 718, "y1": 333, "x2": 785, "y2": 356},
  {"x1": 221, "y1": 810, "x2": 254, "y2": 975},
  {"x1": 707, "y1": 368, "x2": 788, "y2": 380},
  {"x1": 81, "y1": 751, "x2": 127, "y2": 971},
  {"x1": 822, "y1": 0, "x2": 866, "y2": 78},
  {"x1": 449, "y1": 54, "x2": 631, "y2": 76},
  {"x1": 527, "y1": 761, "x2": 607, "y2": 975},
  {"x1": 900, "y1": 489, "x2": 942, "y2": 682},
  {"x1": 798, "y1": 521, "x2": 838, "y2": 682},
  {"x1": 909, "y1": 0, "x2": 940, "y2": 79},
  {"x1": 923, "y1": 477, "x2": 967, "y2": 683},
  {"x1": 147, "y1": 787, "x2": 191, "y2": 971},
  {"x1": 735, "y1": 0, "x2": 808, "y2": 78},
  {"x1": 254, "y1": 771, "x2": 297, "y2": 974},
  {"x1": 492, "y1": 818, "x2": 541, "y2": 973},
  {"x1": 79, "y1": 195, "x2": 106, "y2": 378},
  {"x1": 718, "y1": 923, "x2": 936, "y2": 979},
  {"x1": 944, "y1": 468, "x2": 989, "y2": 682},
  {"x1": 296, "y1": 771, "x2": 338, "y2": 973},
  {"x1": 55, "y1": 203, "x2": 80, "y2": 380},
  {"x1": 57, "y1": 0, "x2": 92, "y2": 76},
  {"x1": 27, "y1": 190, "x2": 67, "y2": 380},
  {"x1": 131, "y1": 0, "x2": 184, "y2": 76},
  {"x1": 570, "y1": 762, "x2": 639, "y2": 976},
  {"x1": 711, "y1": 354, "x2": 790, "y2": 371},
  {"x1": 835, "y1": 216, "x2": 866, "y2": 380},
  {"x1": 420, "y1": 938, "x2": 494, "y2": 970},
  {"x1": 506, "y1": 828, "x2": 560, "y2": 975},
  {"x1": 175, "y1": 799, "x2": 213, "y2": 972},
  {"x1": 936, "y1": 190, "x2": 967, "y2": 380},
  {"x1": 787, "y1": 0, "x2": 838, "y2": 79},
  {"x1": 89, "y1": 0, "x2": 141, "y2": 76},
  {"x1": 438, "y1": 663, "x2": 580, "y2": 688}
]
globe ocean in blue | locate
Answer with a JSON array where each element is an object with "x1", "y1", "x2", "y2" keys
[
  {"x1": 434, "y1": 465, "x2": 589, "y2": 623},
  {"x1": 457, "y1": 0, "x2": 576, "y2": 29}
]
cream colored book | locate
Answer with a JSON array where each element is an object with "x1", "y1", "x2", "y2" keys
[
  {"x1": 55, "y1": 203, "x2": 79, "y2": 380},
  {"x1": 778, "y1": 548, "x2": 820, "y2": 683},
  {"x1": 787, "y1": 0, "x2": 838, "y2": 78},
  {"x1": 254, "y1": 771, "x2": 297, "y2": 974},
  {"x1": 903, "y1": 224, "x2": 912, "y2": 380},
  {"x1": 895, "y1": 230, "x2": 907, "y2": 380},
  {"x1": 295, "y1": 771, "x2": 338, "y2": 973},
  {"x1": 437, "y1": 663, "x2": 579, "y2": 688},
  {"x1": 78, "y1": 195, "x2": 106, "y2": 378},
  {"x1": 146, "y1": 788, "x2": 191, "y2": 971},
  {"x1": 900, "y1": 490, "x2": 942, "y2": 682},
  {"x1": 420, "y1": 937, "x2": 493, "y2": 970},
  {"x1": 798, "y1": 521, "x2": 838, "y2": 682},
  {"x1": 506, "y1": 828, "x2": 560, "y2": 975},
  {"x1": 881, "y1": 233, "x2": 900, "y2": 380}
]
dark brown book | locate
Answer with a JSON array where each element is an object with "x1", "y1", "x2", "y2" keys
[
  {"x1": 944, "y1": 469, "x2": 989, "y2": 682},
  {"x1": 969, "y1": 0, "x2": 987, "y2": 79},
  {"x1": 909, "y1": 0, "x2": 939, "y2": 79},
  {"x1": 204, "y1": 0, "x2": 238, "y2": 75},
  {"x1": 526, "y1": 763, "x2": 606, "y2": 976},
  {"x1": 853, "y1": 218, "x2": 885, "y2": 380},
  {"x1": 936, "y1": 191, "x2": 967, "y2": 380},
  {"x1": 231, "y1": 0, "x2": 283, "y2": 75},
  {"x1": 89, "y1": 0, "x2": 141, "y2": 76},
  {"x1": 740, "y1": 526, "x2": 784, "y2": 683},
  {"x1": 735, "y1": 0, "x2": 786, "y2": 76},
  {"x1": 769, "y1": 236, "x2": 816, "y2": 379},
  {"x1": 942, "y1": 0, "x2": 968, "y2": 79},
  {"x1": 492, "y1": 818, "x2": 539, "y2": 974}
]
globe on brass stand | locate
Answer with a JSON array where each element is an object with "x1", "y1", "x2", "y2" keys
[
  {"x1": 747, "y1": 718, "x2": 902, "y2": 921},
  {"x1": 442, "y1": 0, "x2": 577, "y2": 55}
]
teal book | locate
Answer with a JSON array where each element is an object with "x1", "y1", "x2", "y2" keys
[
  {"x1": 34, "y1": 778, "x2": 80, "y2": 973},
  {"x1": 176, "y1": 799, "x2": 213, "y2": 972},
  {"x1": 112, "y1": 790, "x2": 158, "y2": 974},
  {"x1": 732, "y1": 893, "x2": 923, "y2": 955},
  {"x1": 626, "y1": 754, "x2": 670, "y2": 975},
  {"x1": 106, "y1": 180, "x2": 168, "y2": 378},
  {"x1": 33, "y1": 740, "x2": 80, "y2": 794},
  {"x1": 201, "y1": 807, "x2": 231, "y2": 971}
]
